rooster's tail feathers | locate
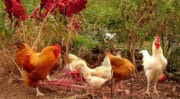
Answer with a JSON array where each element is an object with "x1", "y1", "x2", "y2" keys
[
  {"x1": 139, "y1": 50, "x2": 151, "y2": 61},
  {"x1": 139, "y1": 50, "x2": 148, "y2": 54},
  {"x1": 139, "y1": 50, "x2": 150, "y2": 56}
]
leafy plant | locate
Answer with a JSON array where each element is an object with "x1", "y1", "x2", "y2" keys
[
  {"x1": 73, "y1": 34, "x2": 99, "y2": 53},
  {"x1": 0, "y1": 0, "x2": 179, "y2": 77}
]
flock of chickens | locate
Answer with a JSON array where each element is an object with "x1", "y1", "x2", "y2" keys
[{"x1": 14, "y1": 35, "x2": 167, "y2": 97}]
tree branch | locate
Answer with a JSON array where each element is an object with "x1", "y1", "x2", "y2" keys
[{"x1": 0, "y1": 51, "x2": 21, "y2": 74}]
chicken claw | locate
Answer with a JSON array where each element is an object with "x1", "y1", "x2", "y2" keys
[
  {"x1": 144, "y1": 90, "x2": 151, "y2": 96},
  {"x1": 153, "y1": 91, "x2": 159, "y2": 96},
  {"x1": 36, "y1": 87, "x2": 44, "y2": 96},
  {"x1": 153, "y1": 87, "x2": 159, "y2": 96},
  {"x1": 152, "y1": 82, "x2": 159, "y2": 96}
]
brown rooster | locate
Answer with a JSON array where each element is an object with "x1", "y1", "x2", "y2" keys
[{"x1": 15, "y1": 42, "x2": 61, "y2": 96}]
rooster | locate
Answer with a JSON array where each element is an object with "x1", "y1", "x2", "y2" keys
[
  {"x1": 105, "y1": 50, "x2": 135, "y2": 81},
  {"x1": 15, "y1": 42, "x2": 61, "y2": 96},
  {"x1": 140, "y1": 35, "x2": 167, "y2": 95}
]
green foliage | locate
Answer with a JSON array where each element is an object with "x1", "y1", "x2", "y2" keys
[
  {"x1": 83, "y1": 0, "x2": 123, "y2": 28},
  {"x1": 0, "y1": 0, "x2": 6, "y2": 33},
  {"x1": 73, "y1": 34, "x2": 99, "y2": 51},
  {"x1": 21, "y1": 0, "x2": 40, "y2": 14},
  {"x1": 0, "y1": 0, "x2": 179, "y2": 72}
]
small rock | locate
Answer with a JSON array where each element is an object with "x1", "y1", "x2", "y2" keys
[{"x1": 7, "y1": 78, "x2": 14, "y2": 85}]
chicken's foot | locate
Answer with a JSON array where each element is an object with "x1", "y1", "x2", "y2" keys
[
  {"x1": 152, "y1": 82, "x2": 159, "y2": 96},
  {"x1": 144, "y1": 87, "x2": 151, "y2": 96},
  {"x1": 144, "y1": 83, "x2": 151, "y2": 96},
  {"x1": 36, "y1": 87, "x2": 44, "y2": 96},
  {"x1": 145, "y1": 79, "x2": 151, "y2": 96},
  {"x1": 144, "y1": 90, "x2": 151, "y2": 96}
]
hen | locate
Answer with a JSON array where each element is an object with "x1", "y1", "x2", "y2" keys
[
  {"x1": 105, "y1": 50, "x2": 135, "y2": 81},
  {"x1": 15, "y1": 42, "x2": 61, "y2": 96},
  {"x1": 67, "y1": 53, "x2": 112, "y2": 89},
  {"x1": 140, "y1": 35, "x2": 167, "y2": 95}
]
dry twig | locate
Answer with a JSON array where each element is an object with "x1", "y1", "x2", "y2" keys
[{"x1": 0, "y1": 51, "x2": 21, "y2": 73}]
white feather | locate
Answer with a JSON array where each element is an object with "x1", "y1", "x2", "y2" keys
[{"x1": 67, "y1": 54, "x2": 112, "y2": 89}]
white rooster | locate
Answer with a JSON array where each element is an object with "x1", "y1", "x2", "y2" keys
[{"x1": 140, "y1": 35, "x2": 167, "y2": 96}]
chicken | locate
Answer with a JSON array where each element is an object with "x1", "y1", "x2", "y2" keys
[
  {"x1": 67, "y1": 53, "x2": 112, "y2": 89},
  {"x1": 140, "y1": 35, "x2": 167, "y2": 95},
  {"x1": 15, "y1": 42, "x2": 61, "y2": 96},
  {"x1": 105, "y1": 50, "x2": 135, "y2": 81}
]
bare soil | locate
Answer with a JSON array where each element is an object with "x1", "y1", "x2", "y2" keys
[{"x1": 0, "y1": 50, "x2": 180, "y2": 99}]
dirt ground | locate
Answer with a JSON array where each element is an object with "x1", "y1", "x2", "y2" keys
[{"x1": 0, "y1": 50, "x2": 180, "y2": 99}]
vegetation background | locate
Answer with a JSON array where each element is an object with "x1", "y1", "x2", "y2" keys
[{"x1": 0, "y1": 0, "x2": 179, "y2": 98}]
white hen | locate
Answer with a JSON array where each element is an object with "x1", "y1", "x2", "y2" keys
[
  {"x1": 140, "y1": 35, "x2": 167, "y2": 96},
  {"x1": 68, "y1": 54, "x2": 112, "y2": 89}
]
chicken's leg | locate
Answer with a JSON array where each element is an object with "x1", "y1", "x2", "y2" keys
[
  {"x1": 145, "y1": 72, "x2": 152, "y2": 96},
  {"x1": 145, "y1": 81, "x2": 151, "y2": 96},
  {"x1": 36, "y1": 87, "x2": 44, "y2": 96},
  {"x1": 153, "y1": 80, "x2": 159, "y2": 96}
]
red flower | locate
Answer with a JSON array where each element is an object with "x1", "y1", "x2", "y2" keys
[
  {"x1": 73, "y1": 18, "x2": 81, "y2": 32},
  {"x1": 34, "y1": 0, "x2": 87, "y2": 19},
  {"x1": 30, "y1": 6, "x2": 40, "y2": 19},
  {"x1": 4, "y1": 0, "x2": 87, "y2": 22},
  {"x1": 58, "y1": 0, "x2": 87, "y2": 17},
  {"x1": 4, "y1": 0, "x2": 28, "y2": 21},
  {"x1": 39, "y1": 0, "x2": 54, "y2": 18}
]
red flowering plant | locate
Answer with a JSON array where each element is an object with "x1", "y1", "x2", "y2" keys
[
  {"x1": 31, "y1": 0, "x2": 87, "y2": 32},
  {"x1": 4, "y1": 0, "x2": 87, "y2": 19},
  {"x1": 4, "y1": 0, "x2": 28, "y2": 21},
  {"x1": 4, "y1": 0, "x2": 87, "y2": 32},
  {"x1": 72, "y1": 17, "x2": 81, "y2": 33},
  {"x1": 38, "y1": 0, "x2": 87, "y2": 32},
  {"x1": 57, "y1": 0, "x2": 87, "y2": 17}
]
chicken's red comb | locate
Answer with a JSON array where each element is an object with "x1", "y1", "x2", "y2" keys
[
  {"x1": 155, "y1": 35, "x2": 160, "y2": 42},
  {"x1": 54, "y1": 44, "x2": 61, "y2": 52}
]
